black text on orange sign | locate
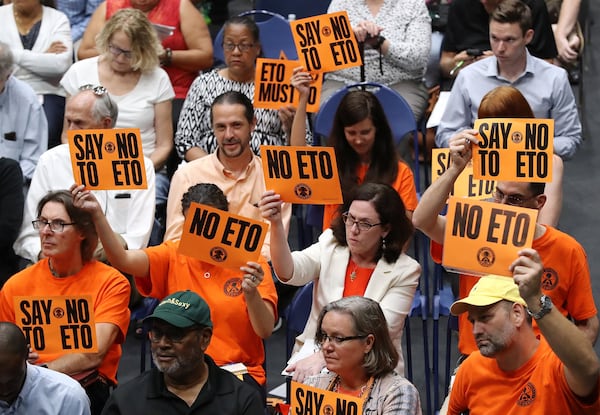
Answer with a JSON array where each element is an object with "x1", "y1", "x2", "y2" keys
[
  {"x1": 477, "y1": 122, "x2": 550, "y2": 178},
  {"x1": 451, "y1": 202, "x2": 531, "y2": 246},
  {"x1": 294, "y1": 14, "x2": 359, "y2": 71},
  {"x1": 435, "y1": 151, "x2": 495, "y2": 197},
  {"x1": 266, "y1": 149, "x2": 334, "y2": 179},
  {"x1": 258, "y1": 62, "x2": 319, "y2": 106},
  {"x1": 188, "y1": 208, "x2": 263, "y2": 252},
  {"x1": 73, "y1": 131, "x2": 144, "y2": 186},
  {"x1": 19, "y1": 299, "x2": 94, "y2": 351}
]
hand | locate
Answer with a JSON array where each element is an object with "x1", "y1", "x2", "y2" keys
[
  {"x1": 27, "y1": 346, "x2": 39, "y2": 364},
  {"x1": 278, "y1": 105, "x2": 295, "y2": 136},
  {"x1": 240, "y1": 261, "x2": 264, "y2": 293},
  {"x1": 45, "y1": 41, "x2": 67, "y2": 54},
  {"x1": 258, "y1": 190, "x2": 284, "y2": 223},
  {"x1": 287, "y1": 351, "x2": 326, "y2": 382},
  {"x1": 510, "y1": 248, "x2": 544, "y2": 304},
  {"x1": 448, "y1": 129, "x2": 479, "y2": 171},
  {"x1": 354, "y1": 20, "x2": 382, "y2": 43},
  {"x1": 69, "y1": 184, "x2": 102, "y2": 216},
  {"x1": 290, "y1": 66, "x2": 312, "y2": 98},
  {"x1": 556, "y1": 33, "x2": 580, "y2": 63}
]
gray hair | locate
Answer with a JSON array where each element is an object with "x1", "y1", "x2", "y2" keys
[
  {"x1": 315, "y1": 296, "x2": 399, "y2": 378},
  {"x1": 0, "y1": 41, "x2": 14, "y2": 78},
  {"x1": 91, "y1": 93, "x2": 118, "y2": 128}
]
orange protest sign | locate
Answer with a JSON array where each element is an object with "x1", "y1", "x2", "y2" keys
[
  {"x1": 291, "y1": 11, "x2": 363, "y2": 73},
  {"x1": 14, "y1": 295, "x2": 98, "y2": 354},
  {"x1": 472, "y1": 118, "x2": 554, "y2": 182},
  {"x1": 178, "y1": 203, "x2": 268, "y2": 269},
  {"x1": 260, "y1": 146, "x2": 343, "y2": 205},
  {"x1": 443, "y1": 197, "x2": 537, "y2": 277},
  {"x1": 431, "y1": 148, "x2": 495, "y2": 200},
  {"x1": 68, "y1": 128, "x2": 148, "y2": 190},
  {"x1": 254, "y1": 58, "x2": 323, "y2": 112},
  {"x1": 290, "y1": 381, "x2": 364, "y2": 415}
]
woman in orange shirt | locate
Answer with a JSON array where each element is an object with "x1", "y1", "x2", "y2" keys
[{"x1": 290, "y1": 69, "x2": 418, "y2": 231}]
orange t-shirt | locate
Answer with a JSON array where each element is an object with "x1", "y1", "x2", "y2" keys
[
  {"x1": 0, "y1": 260, "x2": 131, "y2": 384},
  {"x1": 431, "y1": 225, "x2": 598, "y2": 355},
  {"x1": 448, "y1": 339, "x2": 600, "y2": 414},
  {"x1": 322, "y1": 161, "x2": 418, "y2": 230},
  {"x1": 342, "y1": 258, "x2": 374, "y2": 297},
  {"x1": 139, "y1": 240, "x2": 278, "y2": 385}
]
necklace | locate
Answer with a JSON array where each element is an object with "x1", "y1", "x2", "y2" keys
[
  {"x1": 349, "y1": 263, "x2": 358, "y2": 282},
  {"x1": 328, "y1": 375, "x2": 375, "y2": 403},
  {"x1": 48, "y1": 259, "x2": 61, "y2": 277}
]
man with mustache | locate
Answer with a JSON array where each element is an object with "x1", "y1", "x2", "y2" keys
[
  {"x1": 101, "y1": 290, "x2": 263, "y2": 414},
  {"x1": 163, "y1": 91, "x2": 291, "y2": 260}
]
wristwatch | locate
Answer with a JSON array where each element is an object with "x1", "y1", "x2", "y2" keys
[{"x1": 527, "y1": 295, "x2": 553, "y2": 320}]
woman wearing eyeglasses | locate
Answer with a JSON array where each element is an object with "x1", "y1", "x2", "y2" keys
[
  {"x1": 259, "y1": 182, "x2": 420, "y2": 382},
  {"x1": 0, "y1": 190, "x2": 130, "y2": 415},
  {"x1": 61, "y1": 8, "x2": 174, "y2": 177},
  {"x1": 172, "y1": 15, "x2": 308, "y2": 165},
  {"x1": 306, "y1": 297, "x2": 421, "y2": 414}
]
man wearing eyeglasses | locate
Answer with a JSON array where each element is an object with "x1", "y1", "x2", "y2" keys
[
  {"x1": 0, "y1": 41, "x2": 48, "y2": 185},
  {"x1": 13, "y1": 86, "x2": 155, "y2": 276},
  {"x1": 413, "y1": 132, "x2": 598, "y2": 355},
  {"x1": 101, "y1": 290, "x2": 263, "y2": 415},
  {"x1": 415, "y1": 132, "x2": 598, "y2": 414}
]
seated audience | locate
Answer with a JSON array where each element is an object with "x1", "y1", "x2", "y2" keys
[
  {"x1": 290, "y1": 68, "x2": 418, "y2": 231},
  {"x1": 100, "y1": 290, "x2": 264, "y2": 414},
  {"x1": 323, "y1": 0, "x2": 431, "y2": 120},
  {"x1": 0, "y1": 41, "x2": 48, "y2": 183},
  {"x1": 75, "y1": 182, "x2": 277, "y2": 403},
  {"x1": 436, "y1": 0, "x2": 581, "y2": 226},
  {"x1": 0, "y1": 322, "x2": 91, "y2": 414},
  {"x1": 0, "y1": 0, "x2": 72, "y2": 149},
  {"x1": 14, "y1": 86, "x2": 155, "y2": 267},
  {"x1": 305, "y1": 296, "x2": 421, "y2": 414},
  {"x1": 164, "y1": 91, "x2": 291, "y2": 259},
  {"x1": 260, "y1": 182, "x2": 420, "y2": 380},
  {"x1": 0, "y1": 190, "x2": 131, "y2": 414},
  {"x1": 61, "y1": 8, "x2": 174, "y2": 206},
  {"x1": 446, "y1": 258, "x2": 599, "y2": 414},
  {"x1": 174, "y1": 16, "x2": 307, "y2": 162}
]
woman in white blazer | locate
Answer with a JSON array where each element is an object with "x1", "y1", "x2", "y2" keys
[
  {"x1": 260, "y1": 182, "x2": 421, "y2": 381},
  {"x1": 0, "y1": 0, "x2": 73, "y2": 149}
]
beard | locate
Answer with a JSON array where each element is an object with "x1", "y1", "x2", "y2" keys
[
  {"x1": 151, "y1": 347, "x2": 202, "y2": 377},
  {"x1": 476, "y1": 323, "x2": 516, "y2": 357}
]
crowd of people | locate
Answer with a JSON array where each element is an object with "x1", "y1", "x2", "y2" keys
[{"x1": 0, "y1": 0, "x2": 598, "y2": 414}]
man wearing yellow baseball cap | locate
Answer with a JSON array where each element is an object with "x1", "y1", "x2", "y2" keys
[
  {"x1": 446, "y1": 248, "x2": 600, "y2": 414},
  {"x1": 101, "y1": 290, "x2": 264, "y2": 414}
]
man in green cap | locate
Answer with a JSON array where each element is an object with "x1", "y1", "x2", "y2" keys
[{"x1": 101, "y1": 290, "x2": 263, "y2": 414}]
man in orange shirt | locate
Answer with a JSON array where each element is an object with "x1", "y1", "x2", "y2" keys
[{"x1": 447, "y1": 250, "x2": 599, "y2": 414}]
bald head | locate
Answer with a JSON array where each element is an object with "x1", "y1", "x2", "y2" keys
[
  {"x1": 0, "y1": 323, "x2": 28, "y2": 404},
  {"x1": 65, "y1": 88, "x2": 118, "y2": 131}
]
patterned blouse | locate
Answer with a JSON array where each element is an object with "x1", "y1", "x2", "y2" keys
[
  {"x1": 326, "y1": 0, "x2": 431, "y2": 84},
  {"x1": 175, "y1": 70, "x2": 311, "y2": 158}
]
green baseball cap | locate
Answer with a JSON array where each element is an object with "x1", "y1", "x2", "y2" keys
[{"x1": 146, "y1": 290, "x2": 213, "y2": 328}]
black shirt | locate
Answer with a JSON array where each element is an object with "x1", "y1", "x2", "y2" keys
[
  {"x1": 442, "y1": 0, "x2": 557, "y2": 59},
  {"x1": 101, "y1": 355, "x2": 264, "y2": 415}
]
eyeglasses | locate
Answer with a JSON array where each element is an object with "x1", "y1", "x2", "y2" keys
[
  {"x1": 148, "y1": 326, "x2": 200, "y2": 344},
  {"x1": 342, "y1": 212, "x2": 382, "y2": 232},
  {"x1": 109, "y1": 44, "x2": 133, "y2": 59},
  {"x1": 79, "y1": 84, "x2": 107, "y2": 96},
  {"x1": 32, "y1": 219, "x2": 76, "y2": 233},
  {"x1": 316, "y1": 332, "x2": 368, "y2": 347},
  {"x1": 492, "y1": 189, "x2": 536, "y2": 206},
  {"x1": 222, "y1": 42, "x2": 255, "y2": 52}
]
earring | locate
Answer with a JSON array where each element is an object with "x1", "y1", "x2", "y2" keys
[{"x1": 382, "y1": 238, "x2": 387, "y2": 250}]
